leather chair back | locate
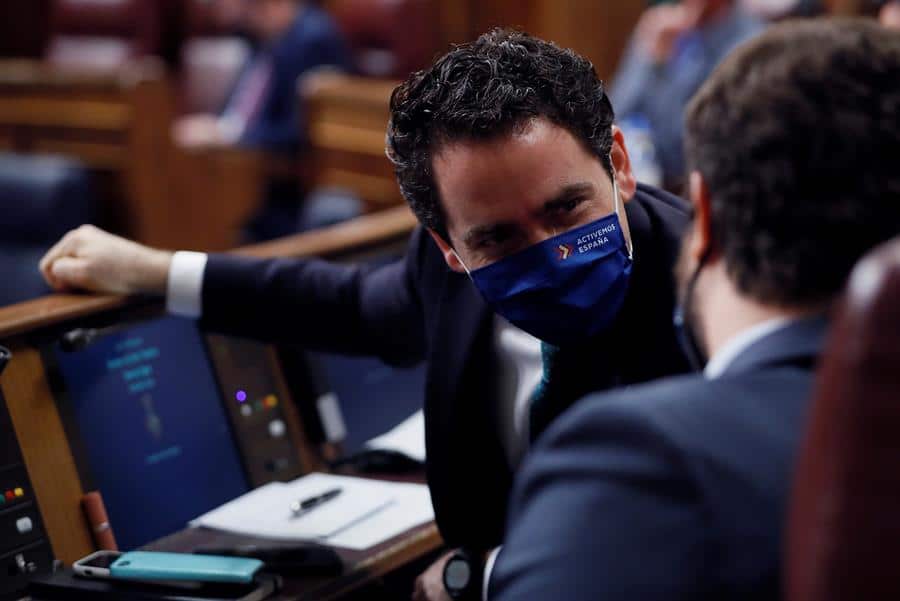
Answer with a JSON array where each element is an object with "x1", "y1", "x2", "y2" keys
[
  {"x1": 328, "y1": 0, "x2": 439, "y2": 78},
  {"x1": 786, "y1": 237, "x2": 900, "y2": 601},
  {"x1": 46, "y1": 0, "x2": 161, "y2": 70}
]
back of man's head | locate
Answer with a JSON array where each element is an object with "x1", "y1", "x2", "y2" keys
[{"x1": 685, "y1": 18, "x2": 900, "y2": 309}]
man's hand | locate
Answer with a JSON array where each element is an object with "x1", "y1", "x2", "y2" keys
[
  {"x1": 39, "y1": 225, "x2": 173, "y2": 296},
  {"x1": 633, "y1": 2, "x2": 702, "y2": 64},
  {"x1": 412, "y1": 551, "x2": 454, "y2": 601},
  {"x1": 172, "y1": 114, "x2": 231, "y2": 149}
]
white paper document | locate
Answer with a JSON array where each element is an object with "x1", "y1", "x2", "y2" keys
[
  {"x1": 327, "y1": 481, "x2": 434, "y2": 550},
  {"x1": 365, "y1": 410, "x2": 426, "y2": 462},
  {"x1": 190, "y1": 472, "x2": 435, "y2": 550}
]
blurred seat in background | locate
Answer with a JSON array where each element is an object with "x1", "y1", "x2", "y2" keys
[
  {"x1": 0, "y1": 59, "x2": 176, "y2": 247},
  {"x1": 787, "y1": 237, "x2": 900, "y2": 601},
  {"x1": 0, "y1": 0, "x2": 182, "y2": 249},
  {"x1": 0, "y1": 0, "x2": 440, "y2": 252},
  {"x1": 330, "y1": 0, "x2": 439, "y2": 78},
  {"x1": 46, "y1": 0, "x2": 162, "y2": 71},
  {"x1": 301, "y1": 0, "x2": 440, "y2": 214},
  {"x1": 0, "y1": 153, "x2": 96, "y2": 306}
]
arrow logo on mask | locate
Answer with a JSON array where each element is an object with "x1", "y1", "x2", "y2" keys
[{"x1": 557, "y1": 244, "x2": 574, "y2": 261}]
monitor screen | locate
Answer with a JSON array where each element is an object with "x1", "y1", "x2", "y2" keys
[{"x1": 51, "y1": 316, "x2": 249, "y2": 550}]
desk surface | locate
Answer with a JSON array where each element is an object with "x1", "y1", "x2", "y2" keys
[
  {"x1": 29, "y1": 473, "x2": 443, "y2": 601},
  {"x1": 28, "y1": 520, "x2": 441, "y2": 601},
  {"x1": 145, "y1": 521, "x2": 442, "y2": 601}
]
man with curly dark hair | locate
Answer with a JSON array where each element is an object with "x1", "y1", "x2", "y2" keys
[
  {"x1": 489, "y1": 18, "x2": 900, "y2": 601},
  {"x1": 40, "y1": 30, "x2": 690, "y2": 600}
]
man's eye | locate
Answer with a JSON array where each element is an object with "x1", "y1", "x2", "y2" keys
[{"x1": 555, "y1": 197, "x2": 585, "y2": 213}]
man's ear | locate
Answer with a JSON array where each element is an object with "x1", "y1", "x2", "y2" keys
[
  {"x1": 427, "y1": 229, "x2": 468, "y2": 273},
  {"x1": 610, "y1": 126, "x2": 638, "y2": 203},
  {"x1": 688, "y1": 171, "x2": 713, "y2": 261}
]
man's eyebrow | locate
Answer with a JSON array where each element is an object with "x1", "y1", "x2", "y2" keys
[
  {"x1": 462, "y1": 222, "x2": 518, "y2": 248},
  {"x1": 538, "y1": 182, "x2": 596, "y2": 214}
]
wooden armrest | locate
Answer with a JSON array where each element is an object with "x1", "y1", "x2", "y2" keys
[{"x1": 0, "y1": 205, "x2": 417, "y2": 340}]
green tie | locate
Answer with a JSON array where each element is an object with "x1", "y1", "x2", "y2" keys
[
  {"x1": 528, "y1": 339, "x2": 618, "y2": 443},
  {"x1": 529, "y1": 342, "x2": 560, "y2": 443}
]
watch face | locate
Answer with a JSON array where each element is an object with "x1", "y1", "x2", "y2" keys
[{"x1": 445, "y1": 558, "x2": 472, "y2": 590}]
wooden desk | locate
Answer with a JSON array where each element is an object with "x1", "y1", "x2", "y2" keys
[{"x1": 0, "y1": 206, "x2": 428, "y2": 595}]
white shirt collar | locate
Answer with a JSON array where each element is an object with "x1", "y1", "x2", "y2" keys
[{"x1": 703, "y1": 318, "x2": 794, "y2": 379}]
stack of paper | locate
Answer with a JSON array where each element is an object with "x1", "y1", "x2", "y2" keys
[
  {"x1": 190, "y1": 472, "x2": 434, "y2": 550},
  {"x1": 365, "y1": 410, "x2": 426, "y2": 462}
]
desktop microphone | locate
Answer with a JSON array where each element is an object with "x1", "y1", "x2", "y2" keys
[
  {"x1": 82, "y1": 491, "x2": 118, "y2": 551},
  {"x1": 58, "y1": 316, "x2": 156, "y2": 352}
]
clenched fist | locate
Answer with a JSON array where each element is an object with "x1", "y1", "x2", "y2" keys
[{"x1": 39, "y1": 225, "x2": 173, "y2": 296}]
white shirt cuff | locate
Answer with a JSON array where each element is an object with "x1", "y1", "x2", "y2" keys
[
  {"x1": 166, "y1": 251, "x2": 208, "y2": 318},
  {"x1": 483, "y1": 546, "x2": 501, "y2": 601}
]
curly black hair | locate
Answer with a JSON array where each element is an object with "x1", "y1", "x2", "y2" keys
[
  {"x1": 386, "y1": 29, "x2": 615, "y2": 240},
  {"x1": 685, "y1": 18, "x2": 900, "y2": 308}
]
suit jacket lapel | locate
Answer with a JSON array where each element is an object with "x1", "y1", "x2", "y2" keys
[
  {"x1": 425, "y1": 271, "x2": 511, "y2": 547},
  {"x1": 428, "y1": 272, "x2": 492, "y2": 404}
]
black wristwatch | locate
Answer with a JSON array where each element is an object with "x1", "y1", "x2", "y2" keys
[{"x1": 443, "y1": 548, "x2": 484, "y2": 600}]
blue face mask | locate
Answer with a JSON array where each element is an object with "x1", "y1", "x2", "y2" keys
[{"x1": 462, "y1": 182, "x2": 634, "y2": 346}]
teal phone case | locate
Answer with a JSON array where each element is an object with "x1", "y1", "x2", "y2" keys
[{"x1": 110, "y1": 551, "x2": 263, "y2": 584}]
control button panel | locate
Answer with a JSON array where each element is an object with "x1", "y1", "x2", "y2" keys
[
  {"x1": 15, "y1": 517, "x2": 32, "y2": 534},
  {"x1": 0, "y1": 483, "x2": 27, "y2": 508},
  {"x1": 0, "y1": 504, "x2": 43, "y2": 551},
  {"x1": 204, "y1": 335, "x2": 306, "y2": 487},
  {"x1": 268, "y1": 419, "x2": 286, "y2": 439}
]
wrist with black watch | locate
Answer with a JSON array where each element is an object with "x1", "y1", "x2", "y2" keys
[{"x1": 443, "y1": 548, "x2": 487, "y2": 600}]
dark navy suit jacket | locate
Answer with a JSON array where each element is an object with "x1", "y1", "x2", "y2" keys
[
  {"x1": 198, "y1": 184, "x2": 689, "y2": 549},
  {"x1": 231, "y1": 5, "x2": 350, "y2": 154},
  {"x1": 489, "y1": 317, "x2": 827, "y2": 600}
]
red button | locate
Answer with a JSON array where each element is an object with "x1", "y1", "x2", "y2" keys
[{"x1": 4, "y1": 491, "x2": 14, "y2": 501}]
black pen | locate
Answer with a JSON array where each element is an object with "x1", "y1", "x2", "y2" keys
[{"x1": 289, "y1": 487, "x2": 343, "y2": 518}]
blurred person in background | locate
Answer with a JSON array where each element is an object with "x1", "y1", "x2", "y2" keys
[
  {"x1": 881, "y1": 0, "x2": 900, "y2": 27},
  {"x1": 175, "y1": 0, "x2": 352, "y2": 240},
  {"x1": 174, "y1": 0, "x2": 349, "y2": 153},
  {"x1": 611, "y1": 0, "x2": 764, "y2": 190}
]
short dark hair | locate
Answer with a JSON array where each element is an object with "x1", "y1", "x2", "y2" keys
[
  {"x1": 685, "y1": 18, "x2": 900, "y2": 308},
  {"x1": 386, "y1": 29, "x2": 615, "y2": 239}
]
